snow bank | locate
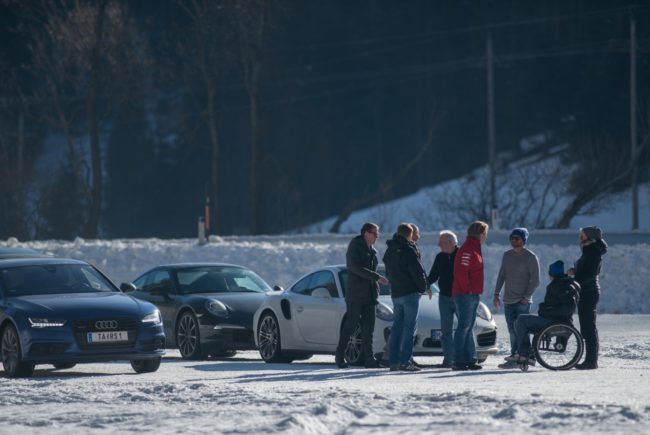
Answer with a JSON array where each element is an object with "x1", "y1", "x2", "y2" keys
[{"x1": 2, "y1": 236, "x2": 648, "y2": 314}]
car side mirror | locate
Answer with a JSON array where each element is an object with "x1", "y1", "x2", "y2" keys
[
  {"x1": 120, "y1": 282, "x2": 137, "y2": 292},
  {"x1": 273, "y1": 285, "x2": 284, "y2": 291},
  {"x1": 311, "y1": 287, "x2": 331, "y2": 299}
]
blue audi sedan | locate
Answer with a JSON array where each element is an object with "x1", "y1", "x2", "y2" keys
[{"x1": 0, "y1": 257, "x2": 165, "y2": 377}]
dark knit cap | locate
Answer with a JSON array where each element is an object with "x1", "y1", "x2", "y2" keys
[
  {"x1": 581, "y1": 226, "x2": 602, "y2": 241},
  {"x1": 510, "y1": 227, "x2": 529, "y2": 244},
  {"x1": 549, "y1": 260, "x2": 565, "y2": 278}
]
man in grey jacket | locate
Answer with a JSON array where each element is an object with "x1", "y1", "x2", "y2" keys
[{"x1": 493, "y1": 227, "x2": 540, "y2": 368}]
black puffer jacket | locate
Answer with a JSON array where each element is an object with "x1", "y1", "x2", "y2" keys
[
  {"x1": 427, "y1": 247, "x2": 458, "y2": 297},
  {"x1": 574, "y1": 239, "x2": 608, "y2": 294},
  {"x1": 383, "y1": 234, "x2": 427, "y2": 298},
  {"x1": 345, "y1": 235, "x2": 381, "y2": 304},
  {"x1": 538, "y1": 276, "x2": 581, "y2": 322}
]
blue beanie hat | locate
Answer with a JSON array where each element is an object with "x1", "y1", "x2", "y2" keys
[
  {"x1": 549, "y1": 260, "x2": 565, "y2": 277},
  {"x1": 510, "y1": 227, "x2": 529, "y2": 244}
]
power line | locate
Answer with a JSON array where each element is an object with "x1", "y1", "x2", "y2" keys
[{"x1": 280, "y1": 4, "x2": 650, "y2": 53}]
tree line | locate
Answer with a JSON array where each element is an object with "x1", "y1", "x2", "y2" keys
[{"x1": 0, "y1": 0, "x2": 649, "y2": 240}]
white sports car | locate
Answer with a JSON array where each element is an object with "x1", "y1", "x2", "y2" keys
[{"x1": 253, "y1": 265, "x2": 498, "y2": 365}]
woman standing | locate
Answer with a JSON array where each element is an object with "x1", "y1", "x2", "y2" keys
[{"x1": 570, "y1": 226, "x2": 607, "y2": 370}]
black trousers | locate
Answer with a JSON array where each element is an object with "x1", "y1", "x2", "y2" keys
[
  {"x1": 578, "y1": 291, "x2": 600, "y2": 364},
  {"x1": 336, "y1": 302, "x2": 376, "y2": 363}
]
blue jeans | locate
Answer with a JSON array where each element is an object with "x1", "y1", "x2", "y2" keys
[
  {"x1": 514, "y1": 314, "x2": 553, "y2": 358},
  {"x1": 438, "y1": 295, "x2": 456, "y2": 365},
  {"x1": 453, "y1": 294, "x2": 479, "y2": 365},
  {"x1": 504, "y1": 302, "x2": 531, "y2": 355},
  {"x1": 389, "y1": 293, "x2": 420, "y2": 366}
]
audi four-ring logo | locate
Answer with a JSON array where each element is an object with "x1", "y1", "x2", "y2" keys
[{"x1": 95, "y1": 320, "x2": 118, "y2": 330}]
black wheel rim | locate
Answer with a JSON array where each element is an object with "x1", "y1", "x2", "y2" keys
[
  {"x1": 258, "y1": 316, "x2": 279, "y2": 360},
  {"x1": 534, "y1": 324, "x2": 584, "y2": 370},
  {"x1": 344, "y1": 324, "x2": 362, "y2": 363},
  {"x1": 2, "y1": 327, "x2": 19, "y2": 374},
  {"x1": 177, "y1": 314, "x2": 198, "y2": 357}
]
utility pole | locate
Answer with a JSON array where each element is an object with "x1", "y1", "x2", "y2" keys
[
  {"x1": 630, "y1": 15, "x2": 639, "y2": 230},
  {"x1": 18, "y1": 103, "x2": 24, "y2": 179},
  {"x1": 487, "y1": 33, "x2": 498, "y2": 229}
]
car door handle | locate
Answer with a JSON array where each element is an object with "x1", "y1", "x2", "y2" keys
[{"x1": 296, "y1": 306, "x2": 304, "y2": 313}]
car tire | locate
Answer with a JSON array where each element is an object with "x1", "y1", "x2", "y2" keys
[
  {"x1": 52, "y1": 363, "x2": 76, "y2": 370},
  {"x1": 257, "y1": 312, "x2": 292, "y2": 363},
  {"x1": 344, "y1": 323, "x2": 365, "y2": 366},
  {"x1": 131, "y1": 357, "x2": 161, "y2": 374},
  {"x1": 1, "y1": 324, "x2": 34, "y2": 378},
  {"x1": 477, "y1": 357, "x2": 487, "y2": 364},
  {"x1": 176, "y1": 311, "x2": 206, "y2": 360}
]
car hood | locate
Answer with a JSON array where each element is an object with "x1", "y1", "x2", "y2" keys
[
  {"x1": 189, "y1": 292, "x2": 269, "y2": 313},
  {"x1": 377, "y1": 294, "x2": 494, "y2": 327},
  {"x1": 378, "y1": 294, "x2": 441, "y2": 322},
  {"x1": 8, "y1": 292, "x2": 152, "y2": 318}
]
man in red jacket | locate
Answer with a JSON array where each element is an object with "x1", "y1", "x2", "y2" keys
[{"x1": 452, "y1": 220, "x2": 489, "y2": 371}]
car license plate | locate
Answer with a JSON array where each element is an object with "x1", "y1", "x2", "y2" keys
[
  {"x1": 87, "y1": 331, "x2": 128, "y2": 343},
  {"x1": 431, "y1": 329, "x2": 442, "y2": 340}
]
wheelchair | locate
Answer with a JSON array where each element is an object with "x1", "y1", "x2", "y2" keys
[{"x1": 520, "y1": 322, "x2": 584, "y2": 371}]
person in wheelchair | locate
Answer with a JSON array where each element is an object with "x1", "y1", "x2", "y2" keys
[{"x1": 512, "y1": 260, "x2": 580, "y2": 366}]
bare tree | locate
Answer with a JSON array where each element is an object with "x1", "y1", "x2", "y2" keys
[
  {"x1": 436, "y1": 155, "x2": 567, "y2": 230},
  {"x1": 18, "y1": 0, "x2": 146, "y2": 238},
  {"x1": 230, "y1": 0, "x2": 284, "y2": 234},
  {"x1": 176, "y1": 0, "x2": 234, "y2": 235},
  {"x1": 554, "y1": 133, "x2": 650, "y2": 228}
]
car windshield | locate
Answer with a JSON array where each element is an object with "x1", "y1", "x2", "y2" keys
[
  {"x1": 338, "y1": 267, "x2": 439, "y2": 297},
  {"x1": 0, "y1": 264, "x2": 116, "y2": 297},
  {"x1": 174, "y1": 266, "x2": 271, "y2": 294}
]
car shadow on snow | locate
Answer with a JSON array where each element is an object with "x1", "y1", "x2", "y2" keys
[
  {"x1": 186, "y1": 361, "x2": 396, "y2": 382},
  {"x1": 0, "y1": 369, "x2": 116, "y2": 379}
]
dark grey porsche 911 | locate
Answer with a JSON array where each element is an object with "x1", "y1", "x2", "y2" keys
[{"x1": 122, "y1": 263, "x2": 274, "y2": 360}]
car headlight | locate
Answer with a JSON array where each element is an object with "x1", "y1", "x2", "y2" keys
[
  {"x1": 476, "y1": 302, "x2": 493, "y2": 321},
  {"x1": 375, "y1": 302, "x2": 394, "y2": 322},
  {"x1": 206, "y1": 300, "x2": 230, "y2": 318},
  {"x1": 28, "y1": 317, "x2": 66, "y2": 328},
  {"x1": 142, "y1": 310, "x2": 162, "y2": 325}
]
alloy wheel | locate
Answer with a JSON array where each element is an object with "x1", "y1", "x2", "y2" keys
[
  {"x1": 1, "y1": 326, "x2": 19, "y2": 375},
  {"x1": 177, "y1": 313, "x2": 199, "y2": 358},
  {"x1": 344, "y1": 324, "x2": 363, "y2": 365},
  {"x1": 258, "y1": 315, "x2": 279, "y2": 361},
  {"x1": 1, "y1": 325, "x2": 33, "y2": 377}
]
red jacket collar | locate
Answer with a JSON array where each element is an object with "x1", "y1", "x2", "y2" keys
[{"x1": 463, "y1": 236, "x2": 482, "y2": 250}]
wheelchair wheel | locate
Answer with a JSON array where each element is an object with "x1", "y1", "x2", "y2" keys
[{"x1": 532, "y1": 323, "x2": 584, "y2": 371}]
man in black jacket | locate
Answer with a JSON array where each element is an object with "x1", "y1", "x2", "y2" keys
[
  {"x1": 383, "y1": 223, "x2": 429, "y2": 371},
  {"x1": 335, "y1": 222, "x2": 389, "y2": 369},
  {"x1": 511, "y1": 260, "x2": 580, "y2": 366},
  {"x1": 569, "y1": 225, "x2": 607, "y2": 370},
  {"x1": 427, "y1": 230, "x2": 459, "y2": 368}
]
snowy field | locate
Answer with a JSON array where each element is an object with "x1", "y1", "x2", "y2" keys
[{"x1": 1, "y1": 314, "x2": 649, "y2": 434}]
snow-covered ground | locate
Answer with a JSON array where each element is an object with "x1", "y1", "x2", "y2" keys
[
  {"x1": 3, "y1": 235, "x2": 649, "y2": 313},
  {"x1": 1, "y1": 314, "x2": 648, "y2": 434}
]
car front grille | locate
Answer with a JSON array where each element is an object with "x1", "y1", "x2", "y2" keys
[
  {"x1": 72, "y1": 317, "x2": 138, "y2": 350},
  {"x1": 477, "y1": 330, "x2": 497, "y2": 347}
]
